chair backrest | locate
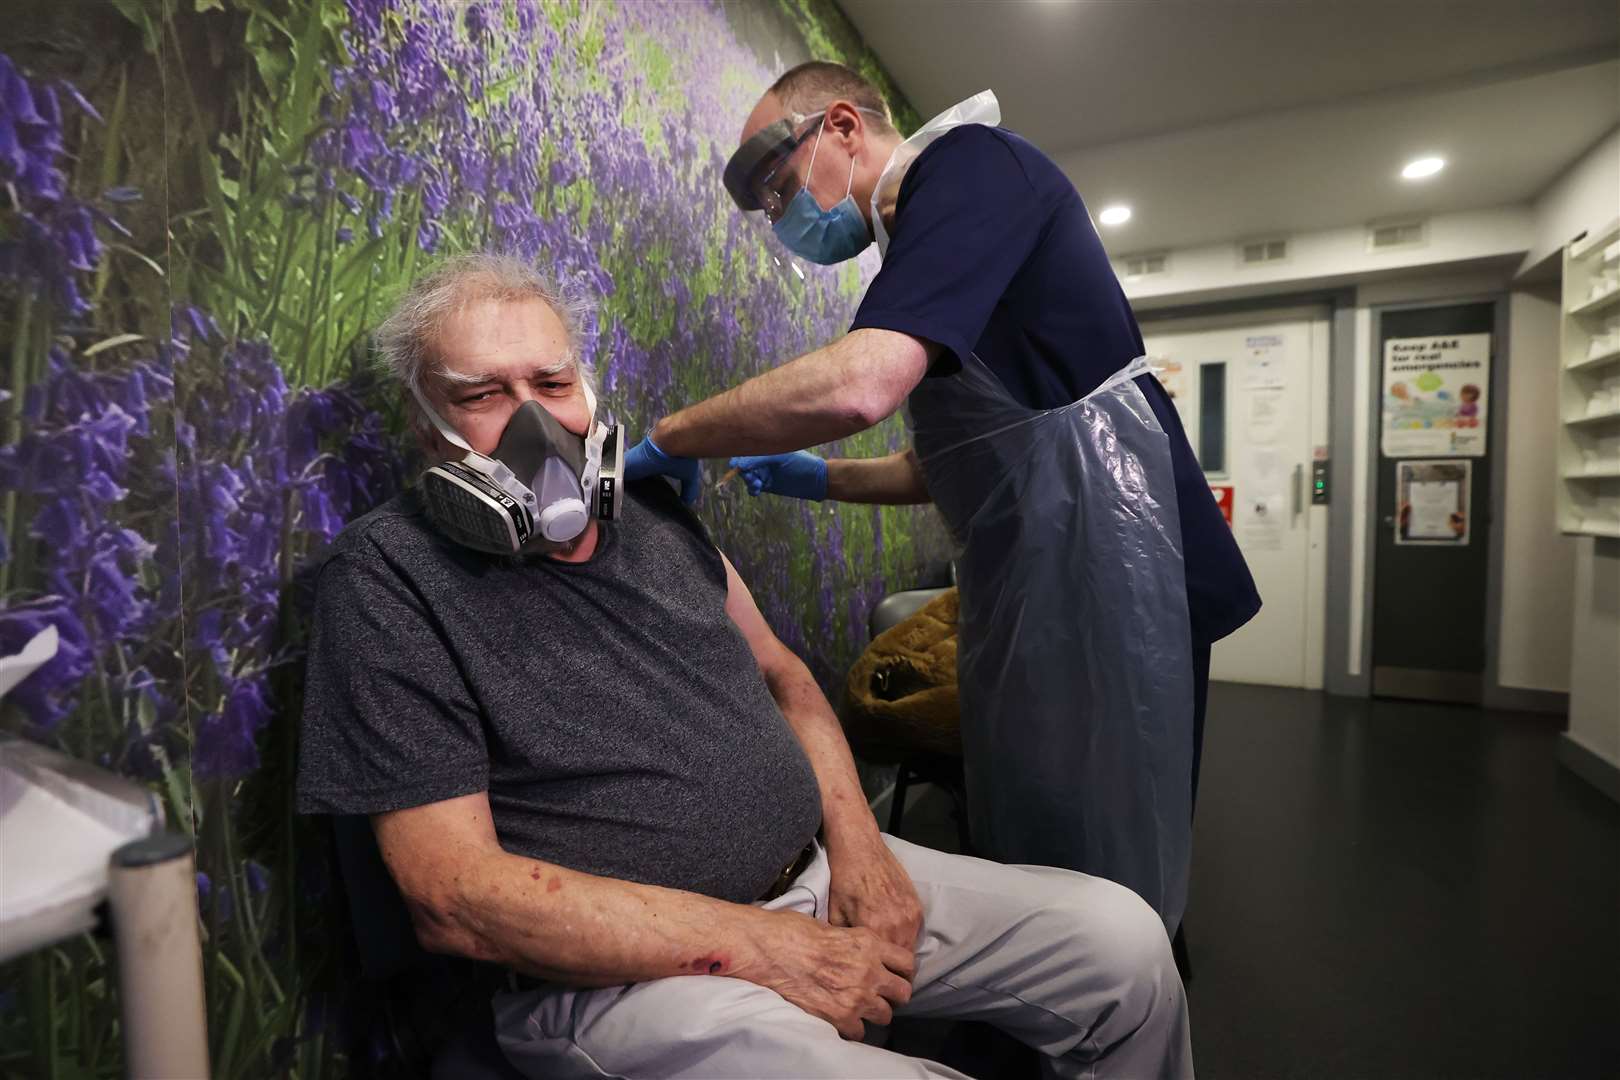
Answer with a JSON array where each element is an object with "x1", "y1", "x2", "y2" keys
[
  {"x1": 331, "y1": 814, "x2": 432, "y2": 981},
  {"x1": 869, "y1": 587, "x2": 952, "y2": 639}
]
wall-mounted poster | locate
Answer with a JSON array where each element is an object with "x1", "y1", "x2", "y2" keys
[
  {"x1": 1148, "y1": 355, "x2": 1188, "y2": 403},
  {"x1": 1209, "y1": 484, "x2": 1235, "y2": 527},
  {"x1": 1395, "y1": 460, "x2": 1471, "y2": 545},
  {"x1": 1381, "y1": 334, "x2": 1490, "y2": 457}
]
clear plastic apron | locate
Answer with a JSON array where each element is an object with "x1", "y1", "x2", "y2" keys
[{"x1": 908, "y1": 352, "x2": 1194, "y2": 932}]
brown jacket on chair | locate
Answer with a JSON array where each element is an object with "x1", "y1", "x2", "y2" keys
[{"x1": 840, "y1": 589, "x2": 961, "y2": 763}]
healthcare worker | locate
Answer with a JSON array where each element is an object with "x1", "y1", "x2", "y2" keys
[{"x1": 624, "y1": 61, "x2": 1260, "y2": 935}]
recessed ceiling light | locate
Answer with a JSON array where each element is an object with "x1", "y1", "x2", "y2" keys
[
  {"x1": 1401, "y1": 156, "x2": 1445, "y2": 180},
  {"x1": 1098, "y1": 204, "x2": 1132, "y2": 226}
]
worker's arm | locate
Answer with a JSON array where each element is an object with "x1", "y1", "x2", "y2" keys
[
  {"x1": 372, "y1": 793, "x2": 915, "y2": 1037},
  {"x1": 729, "y1": 448, "x2": 931, "y2": 505},
  {"x1": 720, "y1": 553, "x2": 924, "y2": 954},
  {"x1": 827, "y1": 450, "x2": 930, "y2": 504},
  {"x1": 650, "y1": 329, "x2": 937, "y2": 457}
]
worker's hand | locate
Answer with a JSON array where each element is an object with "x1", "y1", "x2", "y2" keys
[
  {"x1": 736, "y1": 907, "x2": 915, "y2": 1039},
  {"x1": 623, "y1": 435, "x2": 702, "y2": 505},
  {"x1": 825, "y1": 832, "x2": 923, "y2": 958},
  {"x1": 728, "y1": 452, "x2": 828, "y2": 501}
]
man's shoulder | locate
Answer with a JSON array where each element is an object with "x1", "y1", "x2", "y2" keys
[
  {"x1": 921, "y1": 125, "x2": 1061, "y2": 182},
  {"x1": 321, "y1": 490, "x2": 438, "y2": 572}
]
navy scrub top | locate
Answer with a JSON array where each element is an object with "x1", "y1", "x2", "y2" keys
[{"x1": 851, "y1": 124, "x2": 1261, "y2": 645}]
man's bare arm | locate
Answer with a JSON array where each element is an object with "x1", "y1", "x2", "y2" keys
[
  {"x1": 719, "y1": 554, "x2": 925, "y2": 955},
  {"x1": 373, "y1": 789, "x2": 916, "y2": 1036},
  {"x1": 719, "y1": 554, "x2": 879, "y2": 843},
  {"x1": 826, "y1": 449, "x2": 931, "y2": 504},
  {"x1": 373, "y1": 793, "x2": 764, "y2": 984},
  {"x1": 650, "y1": 329, "x2": 936, "y2": 458}
]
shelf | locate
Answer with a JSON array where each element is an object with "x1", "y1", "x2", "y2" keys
[
  {"x1": 1568, "y1": 344, "x2": 1620, "y2": 372},
  {"x1": 1558, "y1": 228, "x2": 1620, "y2": 540},
  {"x1": 1561, "y1": 520, "x2": 1620, "y2": 539},
  {"x1": 1570, "y1": 217, "x2": 1620, "y2": 262},
  {"x1": 1565, "y1": 407, "x2": 1620, "y2": 428},
  {"x1": 1569, "y1": 286, "x2": 1620, "y2": 318}
]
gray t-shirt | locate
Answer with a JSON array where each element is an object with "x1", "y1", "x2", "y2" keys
[{"x1": 296, "y1": 480, "x2": 823, "y2": 904}]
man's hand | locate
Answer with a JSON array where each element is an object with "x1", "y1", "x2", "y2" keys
[
  {"x1": 729, "y1": 451, "x2": 829, "y2": 501},
  {"x1": 825, "y1": 832, "x2": 924, "y2": 957},
  {"x1": 623, "y1": 435, "x2": 702, "y2": 504},
  {"x1": 737, "y1": 907, "x2": 915, "y2": 1039}
]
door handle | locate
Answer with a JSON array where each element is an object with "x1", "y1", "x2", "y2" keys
[{"x1": 1291, "y1": 463, "x2": 1303, "y2": 524}]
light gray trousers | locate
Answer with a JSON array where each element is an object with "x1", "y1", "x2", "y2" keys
[{"x1": 493, "y1": 835, "x2": 1193, "y2": 1079}]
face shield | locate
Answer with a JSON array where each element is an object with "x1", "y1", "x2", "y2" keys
[
  {"x1": 723, "y1": 106, "x2": 888, "y2": 224},
  {"x1": 723, "y1": 111, "x2": 825, "y2": 224}
]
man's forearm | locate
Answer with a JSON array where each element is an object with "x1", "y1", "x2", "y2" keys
[
  {"x1": 406, "y1": 846, "x2": 768, "y2": 985},
  {"x1": 649, "y1": 330, "x2": 932, "y2": 459},
  {"x1": 827, "y1": 449, "x2": 932, "y2": 505}
]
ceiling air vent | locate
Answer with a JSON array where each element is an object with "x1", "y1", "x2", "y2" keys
[
  {"x1": 1368, "y1": 219, "x2": 1427, "y2": 251},
  {"x1": 1122, "y1": 252, "x2": 1169, "y2": 279},
  {"x1": 1238, "y1": 237, "x2": 1289, "y2": 266}
]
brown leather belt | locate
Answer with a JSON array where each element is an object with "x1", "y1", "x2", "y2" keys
[{"x1": 757, "y1": 841, "x2": 817, "y2": 903}]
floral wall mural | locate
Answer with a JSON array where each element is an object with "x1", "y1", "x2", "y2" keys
[{"x1": 0, "y1": 1, "x2": 947, "y2": 1074}]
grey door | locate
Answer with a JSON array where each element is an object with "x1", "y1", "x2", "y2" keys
[{"x1": 1371, "y1": 303, "x2": 1495, "y2": 704}]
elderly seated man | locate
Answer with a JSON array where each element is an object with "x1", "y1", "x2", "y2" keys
[{"x1": 295, "y1": 253, "x2": 1192, "y2": 1080}]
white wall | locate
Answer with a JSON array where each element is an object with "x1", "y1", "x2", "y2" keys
[
  {"x1": 1499, "y1": 284, "x2": 1577, "y2": 692},
  {"x1": 1521, "y1": 126, "x2": 1620, "y2": 274},
  {"x1": 1121, "y1": 206, "x2": 1534, "y2": 310}
]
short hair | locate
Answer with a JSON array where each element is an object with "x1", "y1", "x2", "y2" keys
[
  {"x1": 769, "y1": 61, "x2": 895, "y2": 135},
  {"x1": 375, "y1": 252, "x2": 596, "y2": 426}
]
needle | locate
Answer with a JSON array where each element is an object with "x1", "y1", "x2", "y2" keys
[{"x1": 713, "y1": 467, "x2": 740, "y2": 491}]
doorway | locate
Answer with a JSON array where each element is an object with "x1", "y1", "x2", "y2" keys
[
  {"x1": 1370, "y1": 302, "x2": 1497, "y2": 703},
  {"x1": 1141, "y1": 307, "x2": 1332, "y2": 688}
]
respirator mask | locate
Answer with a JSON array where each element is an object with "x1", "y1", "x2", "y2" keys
[{"x1": 413, "y1": 378, "x2": 624, "y2": 556}]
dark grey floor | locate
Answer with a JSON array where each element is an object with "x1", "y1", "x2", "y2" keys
[{"x1": 889, "y1": 682, "x2": 1620, "y2": 1080}]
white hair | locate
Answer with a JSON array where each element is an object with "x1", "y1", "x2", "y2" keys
[{"x1": 374, "y1": 252, "x2": 597, "y2": 427}]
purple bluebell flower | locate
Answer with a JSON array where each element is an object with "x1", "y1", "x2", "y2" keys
[{"x1": 192, "y1": 676, "x2": 271, "y2": 779}]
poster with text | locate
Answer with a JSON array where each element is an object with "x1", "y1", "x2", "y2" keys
[
  {"x1": 1381, "y1": 334, "x2": 1490, "y2": 457},
  {"x1": 1395, "y1": 460, "x2": 1471, "y2": 545},
  {"x1": 1149, "y1": 355, "x2": 1189, "y2": 403}
]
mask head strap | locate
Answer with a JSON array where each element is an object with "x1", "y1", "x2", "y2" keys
[{"x1": 412, "y1": 379, "x2": 474, "y2": 455}]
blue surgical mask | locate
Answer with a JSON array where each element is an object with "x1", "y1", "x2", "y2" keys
[{"x1": 772, "y1": 123, "x2": 870, "y2": 265}]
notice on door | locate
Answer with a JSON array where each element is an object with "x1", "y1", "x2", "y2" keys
[
  {"x1": 1395, "y1": 460, "x2": 1470, "y2": 545},
  {"x1": 1381, "y1": 334, "x2": 1489, "y2": 457}
]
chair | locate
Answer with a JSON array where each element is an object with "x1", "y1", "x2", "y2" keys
[
  {"x1": 329, "y1": 815, "x2": 525, "y2": 1080},
  {"x1": 864, "y1": 586, "x2": 975, "y2": 855}
]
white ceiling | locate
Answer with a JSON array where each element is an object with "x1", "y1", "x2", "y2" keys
[{"x1": 839, "y1": 0, "x2": 1620, "y2": 254}]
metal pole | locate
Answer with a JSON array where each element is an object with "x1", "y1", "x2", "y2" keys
[{"x1": 107, "y1": 833, "x2": 211, "y2": 1080}]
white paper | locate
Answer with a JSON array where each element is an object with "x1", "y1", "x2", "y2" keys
[
  {"x1": 1243, "y1": 353, "x2": 1285, "y2": 391},
  {"x1": 1394, "y1": 459, "x2": 1471, "y2": 546},
  {"x1": 1248, "y1": 388, "x2": 1284, "y2": 444},
  {"x1": 1239, "y1": 487, "x2": 1287, "y2": 551},
  {"x1": 0, "y1": 626, "x2": 57, "y2": 702}
]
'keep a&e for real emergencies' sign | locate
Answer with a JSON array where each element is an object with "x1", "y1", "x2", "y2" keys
[{"x1": 1381, "y1": 334, "x2": 1490, "y2": 457}]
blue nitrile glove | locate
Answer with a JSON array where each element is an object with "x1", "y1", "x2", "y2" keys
[
  {"x1": 624, "y1": 436, "x2": 702, "y2": 505},
  {"x1": 729, "y1": 452, "x2": 828, "y2": 502}
]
